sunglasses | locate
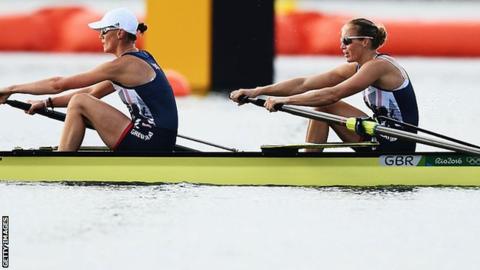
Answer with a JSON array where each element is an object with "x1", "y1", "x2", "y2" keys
[
  {"x1": 341, "y1": 36, "x2": 374, "y2": 45},
  {"x1": 100, "y1": 27, "x2": 119, "y2": 36}
]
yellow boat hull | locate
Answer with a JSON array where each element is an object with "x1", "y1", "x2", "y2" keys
[{"x1": 1, "y1": 152, "x2": 479, "y2": 186}]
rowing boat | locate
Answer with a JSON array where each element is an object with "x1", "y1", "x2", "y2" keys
[
  {"x1": 0, "y1": 147, "x2": 479, "y2": 186},
  {"x1": 2, "y1": 98, "x2": 479, "y2": 186}
]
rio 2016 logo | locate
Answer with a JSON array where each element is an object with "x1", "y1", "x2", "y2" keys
[{"x1": 466, "y1": 157, "x2": 480, "y2": 165}]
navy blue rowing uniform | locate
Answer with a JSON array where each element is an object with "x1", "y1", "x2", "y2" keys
[
  {"x1": 112, "y1": 50, "x2": 178, "y2": 152},
  {"x1": 361, "y1": 54, "x2": 419, "y2": 153}
]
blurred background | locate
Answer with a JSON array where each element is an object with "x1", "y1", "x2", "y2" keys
[
  {"x1": 2, "y1": 2, "x2": 480, "y2": 270},
  {"x1": 1, "y1": 0, "x2": 479, "y2": 151}
]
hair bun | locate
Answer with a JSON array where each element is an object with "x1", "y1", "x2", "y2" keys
[
  {"x1": 376, "y1": 25, "x2": 387, "y2": 47},
  {"x1": 137, "y1": 23, "x2": 148, "y2": 34}
]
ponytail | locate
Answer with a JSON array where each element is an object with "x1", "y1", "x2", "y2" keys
[{"x1": 126, "y1": 23, "x2": 148, "y2": 42}]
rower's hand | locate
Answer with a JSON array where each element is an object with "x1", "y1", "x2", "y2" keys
[
  {"x1": 229, "y1": 88, "x2": 257, "y2": 105},
  {"x1": 264, "y1": 97, "x2": 287, "y2": 112},
  {"x1": 26, "y1": 100, "x2": 46, "y2": 115},
  {"x1": 0, "y1": 88, "x2": 11, "y2": 104}
]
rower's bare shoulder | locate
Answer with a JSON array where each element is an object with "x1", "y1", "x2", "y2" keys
[
  {"x1": 92, "y1": 58, "x2": 125, "y2": 74},
  {"x1": 366, "y1": 57, "x2": 395, "y2": 70},
  {"x1": 96, "y1": 56, "x2": 141, "y2": 76},
  {"x1": 355, "y1": 59, "x2": 393, "y2": 77},
  {"x1": 334, "y1": 63, "x2": 357, "y2": 79}
]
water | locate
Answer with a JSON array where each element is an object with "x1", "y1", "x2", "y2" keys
[
  {"x1": 2, "y1": 183, "x2": 480, "y2": 270},
  {"x1": 2, "y1": 1, "x2": 480, "y2": 269}
]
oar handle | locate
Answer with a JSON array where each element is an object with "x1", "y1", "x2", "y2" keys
[
  {"x1": 5, "y1": 99, "x2": 95, "y2": 129},
  {"x1": 240, "y1": 96, "x2": 263, "y2": 106},
  {"x1": 239, "y1": 96, "x2": 284, "y2": 111},
  {"x1": 5, "y1": 99, "x2": 31, "y2": 110}
]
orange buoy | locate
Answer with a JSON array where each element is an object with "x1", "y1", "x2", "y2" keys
[
  {"x1": 275, "y1": 11, "x2": 324, "y2": 55},
  {"x1": 165, "y1": 69, "x2": 191, "y2": 96},
  {"x1": 57, "y1": 9, "x2": 103, "y2": 52}
]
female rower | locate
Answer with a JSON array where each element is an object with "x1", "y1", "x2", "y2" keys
[
  {"x1": 0, "y1": 8, "x2": 178, "y2": 152},
  {"x1": 230, "y1": 18, "x2": 419, "y2": 153}
]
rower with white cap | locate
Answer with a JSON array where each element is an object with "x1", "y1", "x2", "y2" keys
[{"x1": 0, "y1": 8, "x2": 179, "y2": 152}]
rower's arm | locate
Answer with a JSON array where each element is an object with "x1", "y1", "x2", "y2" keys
[
  {"x1": 5, "y1": 59, "x2": 121, "y2": 96},
  {"x1": 49, "y1": 81, "x2": 115, "y2": 108},
  {"x1": 284, "y1": 61, "x2": 384, "y2": 107},
  {"x1": 257, "y1": 63, "x2": 355, "y2": 97}
]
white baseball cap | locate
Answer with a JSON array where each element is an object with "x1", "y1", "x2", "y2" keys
[{"x1": 88, "y1": 8, "x2": 139, "y2": 35}]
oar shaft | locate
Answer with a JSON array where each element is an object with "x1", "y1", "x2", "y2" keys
[
  {"x1": 177, "y1": 134, "x2": 238, "y2": 152},
  {"x1": 374, "y1": 125, "x2": 480, "y2": 155},
  {"x1": 377, "y1": 115, "x2": 480, "y2": 149},
  {"x1": 245, "y1": 96, "x2": 348, "y2": 124},
  {"x1": 282, "y1": 105, "x2": 347, "y2": 125},
  {"x1": 244, "y1": 97, "x2": 480, "y2": 155},
  {"x1": 287, "y1": 105, "x2": 480, "y2": 154},
  {"x1": 289, "y1": 105, "x2": 480, "y2": 154},
  {"x1": 6, "y1": 99, "x2": 236, "y2": 152}
]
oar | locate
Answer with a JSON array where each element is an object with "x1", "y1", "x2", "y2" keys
[
  {"x1": 241, "y1": 96, "x2": 480, "y2": 155},
  {"x1": 5, "y1": 99, "x2": 237, "y2": 152},
  {"x1": 6, "y1": 99, "x2": 74, "y2": 125},
  {"x1": 175, "y1": 134, "x2": 238, "y2": 152},
  {"x1": 376, "y1": 115, "x2": 480, "y2": 149}
]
